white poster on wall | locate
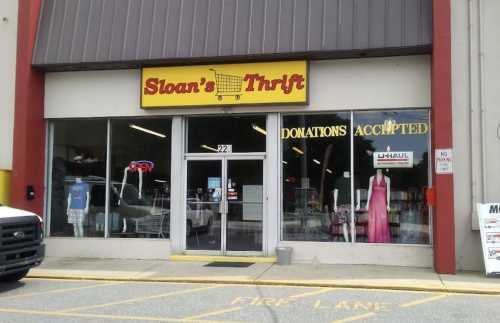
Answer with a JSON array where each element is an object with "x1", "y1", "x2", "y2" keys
[{"x1": 477, "y1": 203, "x2": 500, "y2": 276}]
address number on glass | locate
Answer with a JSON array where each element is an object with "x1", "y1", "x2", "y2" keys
[{"x1": 217, "y1": 145, "x2": 232, "y2": 153}]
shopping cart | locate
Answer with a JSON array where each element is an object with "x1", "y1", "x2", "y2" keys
[
  {"x1": 209, "y1": 68, "x2": 243, "y2": 100},
  {"x1": 134, "y1": 212, "x2": 169, "y2": 238}
]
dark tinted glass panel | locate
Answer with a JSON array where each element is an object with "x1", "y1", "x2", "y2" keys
[
  {"x1": 187, "y1": 116, "x2": 266, "y2": 153},
  {"x1": 109, "y1": 119, "x2": 171, "y2": 238},
  {"x1": 353, "y1": 110, "x2": 430, "y2": 244},
  {"x1": 50, "y1": 120, "x2": 107, "y2": 237},
  {"x1": 281, "y1": 113, "x2": 351, "y2": 242}
]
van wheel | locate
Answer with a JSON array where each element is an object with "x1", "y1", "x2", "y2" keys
[{"x1": 0, "y1": 269, "x2": 29, "y2": 282}]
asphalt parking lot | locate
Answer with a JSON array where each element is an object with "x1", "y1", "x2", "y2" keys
[{"x1": 0, "y1": 278, "x2": 498, "y2": 322}]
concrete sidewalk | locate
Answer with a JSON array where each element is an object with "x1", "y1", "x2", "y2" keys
[{"x1": 27, "y1": 257, "x2": 500, "y2": 295}]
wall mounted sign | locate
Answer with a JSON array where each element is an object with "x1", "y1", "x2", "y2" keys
[
  {"x1": 141, "y1": 61, "x2": 307, "y2": 108},
  {"x1": 435, "y1": 149, "x2": 453, "y2": 174},
  {"x1": 477, "y1": 203, "x2": 500, "y2": 275},
  {"x1": 373, "y1": 151, "x2": 413, "y2": 168}
]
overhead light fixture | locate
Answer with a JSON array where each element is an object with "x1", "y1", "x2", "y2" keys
[
  {"x1": 200, "y1": 144, "x2": 217, "y2": 152},
  {"x1": 154, "y1": 179, "x2": 167, "y2": 183},
  {"x1": 292, "y1": 146, "x2": 304, "y2": 155},
  {"x1": 313, "y1": 159, "x2": 321, "y2": 165},
  {"x1": 282, "y1": 161, "x2": 288, "y2": 165},
  {"x1": 252, "y1": 124, "x2": 267, "y2": 136},
  {"x1": 129, "y1": 124, "x2": 166, "y2": 138},
  {"x1": 326, "y1": 169, "x2": 332, "y2": 174}
]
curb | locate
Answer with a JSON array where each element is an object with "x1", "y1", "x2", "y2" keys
[{"x1": 26, "y1": 273, "x2": 500, "y2": 296}]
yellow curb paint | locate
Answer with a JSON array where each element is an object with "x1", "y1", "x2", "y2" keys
[
  {"x1": 0, "y1": 170, "x2": 11, "y2": 205},
  {"x1": 24, "y1": 275, "x2": 500, "y2": 296},
  {"x1": 289, "y1": 287, "x2": 336, "y2": 299},
  {"x1": 399, "y1": 294, "x2": 449, "y2": 308},
  {"x1": 170, "y1": 255, "x2": 277, "y2": 263},
  {"x1": 331, "y1": 312, "x2": 376, "y2": 323},
  {"x1": 0, "y1": 281, "x2": 123, "y2": 300},
  {"x1": 0, "y1": 307, "x2": 245, "y2": 323},
  {"x1": 182, "y1": 306, "x2": 244, "y2": 321},
  {"x1": 60, "y1": 285, "x2": 220, "y2": 313}
]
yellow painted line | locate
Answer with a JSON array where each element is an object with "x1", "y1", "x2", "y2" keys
[
  {"x1": 0, "y1": 281, "x2": 124, "y2": 300},
  {"x1": 170, "y1": 255, "x2": 277, "y2": 263},
  {"x1": 399, "y1": 294, "x2": 449, "y2": 308},
  {"x1": 332, "y1": 312, "x2": 376, "y2": 323},
  {"x1": 289, "y1": 287, "x2": 336, "y2": 299},
  {"x1": 23, "y1": 276, "x2": 500, "y2": 297},
  {"x1": 60, "y1": 285, "x2": 220, "y2": 313},
  {"x1": 182, "y1": 306, "x2": 244, "y2": 321},
  {"x1": 0, "y1": 307, "x2": 245, "y2": 323}
]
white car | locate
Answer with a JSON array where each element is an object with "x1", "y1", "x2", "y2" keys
[{"x1": 0, "y1": 205, "x2": 45, "y2": 282}]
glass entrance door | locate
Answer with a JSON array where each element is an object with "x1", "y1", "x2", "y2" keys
[
  {"x1": 186, "y1": 160, "x2": 222, "y2": 250},
  {"x1": 226, "y1": 160, "x2": 263, "y2": 252},
  {"x1": 185, "y1": 158, "x2": 264, "y2": 254}
]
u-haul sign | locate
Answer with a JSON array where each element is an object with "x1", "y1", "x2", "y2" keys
[{"x1": 373, "y1": 151, "x2": 413, "y2": 168}]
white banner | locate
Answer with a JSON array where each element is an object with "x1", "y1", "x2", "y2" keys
[
  {"x1": 477, "y1": 203, "x2": 500, "y2": 275},
  {"x1": 373, "y1": 151, "x2": 413, "y2": 168}
]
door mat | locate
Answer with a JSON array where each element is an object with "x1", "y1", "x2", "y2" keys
[{"x1": 204, "y1": 262, "x2": 254, "y2": 268}]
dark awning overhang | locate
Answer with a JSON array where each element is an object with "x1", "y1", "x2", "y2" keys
[{"x1": 33, "y1": 0, "x2": 432, "y2": 71}]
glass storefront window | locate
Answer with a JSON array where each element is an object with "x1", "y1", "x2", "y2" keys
[
  {"x1": 281, "y1": 113, "x2": 351, "y2": 242},
  {"x1": 109, "y1": 119, "x2": 172, "y2": 238},
  {"x1": 187, "y1": 116, "x2": 266, "y2": 153},
  {"x1": 353, "y1": 110, "x2": 430, "y2": 244},
  {"x1": 281, "y1": 110, "x2": 431, "y2": 244},
  {"x1": 49, "y1": 120, "x2": 107, "y2": 237}
]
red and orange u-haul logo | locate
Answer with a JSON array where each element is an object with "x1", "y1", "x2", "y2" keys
[{"x1": 141, "y1": 61, "x2": 307, "y2": 108}]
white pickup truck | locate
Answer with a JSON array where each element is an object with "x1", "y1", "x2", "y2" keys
[{"x1": 0, "y1": 205, "x2": 45, "y2": 282}]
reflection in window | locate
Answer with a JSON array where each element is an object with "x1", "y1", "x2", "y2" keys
[
  {"x1": 109, "y1": 119, "x2": 171, "y2": 238},
  {"x1": 49, "y1": 120, "x2": 107, "y2": 237},
  {"x1": 353, "y1": 110, "x2": 430, "y2": 244},
  {"x1": 187, "y1": 116, "x2": 266, "y2": 153},
  {"x1": 281, "y1": 113, "x2": 351, "y2": 242}
]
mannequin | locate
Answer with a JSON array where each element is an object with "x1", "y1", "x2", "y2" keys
[
  {"x1": 67, "y1": 177, "x2": 90, "y2": 237},
  {"x1": 365, "y1": 169, "x2": 391, "y2": 243},
  {"x1": 333, "y1": 171, "x2": 360, "y2": 242}
]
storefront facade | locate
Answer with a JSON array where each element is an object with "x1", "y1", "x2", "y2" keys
[{"x1": 12, "y1": 0, "x2": 456, "y2": 273}]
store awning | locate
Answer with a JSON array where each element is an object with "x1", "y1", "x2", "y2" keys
[{"x1": 33, "y1": 0, "x2": 432, "y2": 70}]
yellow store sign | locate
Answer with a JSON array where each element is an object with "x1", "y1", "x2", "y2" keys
[{"x1": 141, "y1": 61, "x2": 307, "y2": 108}]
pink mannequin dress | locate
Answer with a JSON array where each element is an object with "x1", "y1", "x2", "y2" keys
[{"x1": 368, "y1": 176, "x2": 391, "y2": 243}]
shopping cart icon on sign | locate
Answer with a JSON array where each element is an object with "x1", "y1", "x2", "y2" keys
[{"x1": 209, "y1": 68, "x2": 243, "y2": 100}]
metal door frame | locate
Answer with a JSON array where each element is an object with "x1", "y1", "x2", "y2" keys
[{"x1": 183, "y1": 153, "x2": 266, "y2": 256}]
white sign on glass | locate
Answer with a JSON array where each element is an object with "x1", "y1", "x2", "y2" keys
[
  {"x1": 435, "y1": 149, "x2": 453, "y2": 174},
  {"x1": 217, "y1": 144, "x2": 232, "y2": 153},
  {"x1": 477, "y1": 203, "x2": 500, "y2": 276},
  {"x1": 243, "y1": 185, "x2": 263, "y2": 221},
  {"x1": 373, "y1": 151, "x2": 413, "y2": 168}
]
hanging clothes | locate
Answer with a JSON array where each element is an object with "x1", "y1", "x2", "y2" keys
[{"x1": 368, "y1": 176, "x2": 391, "y2": 243}]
